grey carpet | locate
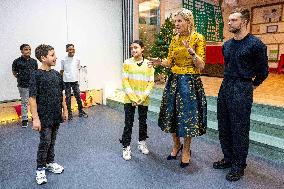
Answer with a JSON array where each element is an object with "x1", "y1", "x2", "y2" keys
[{"x1": 0, "y1": 105, "x2": 283, "y2": 189}]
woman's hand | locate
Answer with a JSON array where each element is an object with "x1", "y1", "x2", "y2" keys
[
  {"x1": 182, "y1": 40, "x2": 195, "y2": 55},
  {"x1": 147, "y1": 58, "x2": 162, "y2": 68},
  {"x1": 32, "y1": 118, "x2": 41, "y2": 132}
]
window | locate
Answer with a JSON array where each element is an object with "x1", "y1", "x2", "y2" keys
[{"x1": 139, "y1": 0, "x2": 160, "y2": 56}]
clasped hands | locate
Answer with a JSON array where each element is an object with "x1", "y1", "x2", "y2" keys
[{"x1": 132, "y1": 98, "x2": 144, "y2": 106}]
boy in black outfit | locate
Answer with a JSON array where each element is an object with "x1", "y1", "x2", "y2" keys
[
  {"x1": 29, "y1": 44, "x2": 68, "y2": 185},
  {"x1": 12, "y1": 44, "x2": 38, "y2": 128}
]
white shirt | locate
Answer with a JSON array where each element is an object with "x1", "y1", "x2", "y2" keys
[{"x1": 61, "y1": 56, "x2": 80, "y2": 82}]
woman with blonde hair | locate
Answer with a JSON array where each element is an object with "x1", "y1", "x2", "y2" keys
[{"x1": 149, "y1": 8, "x2": 207, "y2": 168}]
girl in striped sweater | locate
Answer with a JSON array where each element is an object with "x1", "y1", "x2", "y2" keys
[{"x1": 120, "y1": 40, "x2": 155, "y2": 160}]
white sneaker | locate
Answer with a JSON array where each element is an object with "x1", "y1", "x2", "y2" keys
[
  {"x1": 46, "y1": 162, "x2": 64, "y2": 174},
  {"x1": 138, "y1": 141, "x2": 149, "y2": 155},
  {"x1": 36, "y1": 167, "x2": 47, "y2": 185},
  {"x1": 122, "y1": 146, "x2": 131, "y2": 160}
]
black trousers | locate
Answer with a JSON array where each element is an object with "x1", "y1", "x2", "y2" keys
[
  {"x1": 121, "y1": 103, "x2": 148, "y2": 147},
  {"x1": 37, "y1": 124, "x2": 59, "y2": 168},
  {"x1": 65, "y1": 81, "x2": 83, "y2": 114},
  {"x1": 217, "y1": 78, "x2": 253, "y2": 170}
]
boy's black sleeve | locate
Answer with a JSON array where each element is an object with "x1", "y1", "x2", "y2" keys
[
  {"x1": 34, "y1": 60, "x2": 38, "y2": 70},
  {"x1": 12, "y1": 59, "x2": 18, "y2": 72},
  {"x1": 29, "y1": 71, "x2": 37, "y2": 97}
]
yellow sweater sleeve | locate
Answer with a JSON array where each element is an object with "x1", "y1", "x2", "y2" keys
[
  {"x1": 195, "y1": 34, "x2": 206, "y2": 63},
  {"x1": 140, "y1": 67, "x2": 155, "y2": 102},
  {"x1": 122, "y1": 63, "x2": 139, "y2": 103}
]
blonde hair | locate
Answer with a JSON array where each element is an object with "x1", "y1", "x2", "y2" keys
[{"x1": 174, "y1": 8, "x2": 196, "y2": 35}]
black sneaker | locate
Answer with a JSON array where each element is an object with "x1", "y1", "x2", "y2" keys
[
  {"x1": 79, "y1": 111, "x2": 88, "y2": 118},
  {"x1": 213, "y1": 159, "x2": 232, "y2": 169},
  {"x1": 22, "y1": 120, "x2": 28, "y2": 128},
  {"x1": 68, "y1": 113, "x2": 73, "y2": 121},
  {"x1": 226, "y1": 169, "x2": 244, "y2": 181}
]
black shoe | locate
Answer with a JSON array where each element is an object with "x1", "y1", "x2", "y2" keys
[
  {"x1": 179, "y1": 150, "x2": 191, "y2": 168},
  {"x1": 167, "y1": 144, "x2": 183, "y2": 160},
  {"x1": 226, "y1": 169, "x2": 244, "y2": 181},
  {"x1": 68, "y1": 113, "x2": 73, "y2": 121},
  {"x1": 79, "y1": 110, "x2": 88, "y2": 118},
  {"x1": 22, "y1": 120, "x2": 28, "y2": 128},
  {"x1": 213, "y1": 159, "x2": 232, "y2": 169},
  {"x1": 180, "y1": 161, "x2": 190, "y2": 168}
]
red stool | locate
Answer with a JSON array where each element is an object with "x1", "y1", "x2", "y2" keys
[{"x1": 14, "y1": 104, "x2": 22, "y2": 118}]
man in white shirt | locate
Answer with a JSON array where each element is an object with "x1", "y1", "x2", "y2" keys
[{"x1": 60, "y1": 44, "x2": 88, "y2": 120}]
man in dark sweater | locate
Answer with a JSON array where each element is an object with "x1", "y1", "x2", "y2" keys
[
  {"x1": 12, "y1": 44, "x2": 38, "y2": 128},
  {"x1": 213, "y1": 8, "x2": 269, "y2": 181}
]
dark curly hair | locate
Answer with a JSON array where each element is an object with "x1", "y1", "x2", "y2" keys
[{"x1": 35, "y1": 44, "x2": 54, "y2": 62}]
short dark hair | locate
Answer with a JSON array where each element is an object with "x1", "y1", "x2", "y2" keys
[
  {"x1": 35, "y1": 44, "x2": 54, "y2": 62},
  {"x1": 132, "y1": 40, "x2": 144, "y2": 48},
  {"x1": 20, "y1": 44, "x2": 30, "y2": 50},
  {"x1": 231, "y1": 8, "x2": 250, "y2": 25},
  {"x1": 66, "y1": 44, "x2": 74, "y2": 50}
]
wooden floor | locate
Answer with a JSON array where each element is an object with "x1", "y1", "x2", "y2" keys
[{"x1": 201, "y1": 73, "x2": 284, "y2": 107}]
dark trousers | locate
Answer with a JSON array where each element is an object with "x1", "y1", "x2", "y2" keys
[
  {"x1": 217, "y1": 78, "x2": 253, "y2": 170},
  {"x1": 37, "y1": 124, "x2": 59, "y2": 168},
  {"x1": 65, "y1": 81, "x2": 83, "y2": 114},
  {"x1": 121, "y1": 103, "x2": 148, "y2": 147}
]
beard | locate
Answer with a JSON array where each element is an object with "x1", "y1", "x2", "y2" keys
[{"x1": 228, "y1": 22, "x2": 242, "y2": 34}]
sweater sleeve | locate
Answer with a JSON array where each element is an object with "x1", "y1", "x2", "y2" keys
[
  {"x1": 140, "y1": 67, "x2": 155, "y2": 102},
  {"x1": 122, "y1": 63, "x2": 139, "y2": 103},
  {"x1": 252, "y1": 42, "x2": 269, "y2": 86},
  {"x1": 195, "y1": 34, "x2": 206, "y2": 62}
]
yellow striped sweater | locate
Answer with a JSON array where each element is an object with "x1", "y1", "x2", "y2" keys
[{"x1": 122, "y1": 57, "x2": 155, "y2": 106}]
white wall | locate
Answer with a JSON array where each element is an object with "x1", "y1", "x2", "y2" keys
[{"x1": 0, "y1": 0, "x2": 122, "y2": 102}]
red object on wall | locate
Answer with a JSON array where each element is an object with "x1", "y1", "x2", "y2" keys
[
  {"x1": 14, "y1": 104, "x2": 22, "y2": 118},
  {"x1": 206, "y1": 45, "x2": 224, "y2": 64},
  {"x1": 277, "y1": 54, "x2": 284, "y2": 74}
]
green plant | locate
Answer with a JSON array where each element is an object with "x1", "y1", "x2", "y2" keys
[{"x1": 149, "y1": 16, "x2": 175, "y2": 76}]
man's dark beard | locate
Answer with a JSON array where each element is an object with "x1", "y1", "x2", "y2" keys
[{"x1": 229, "y1": 27, "x2": 241, "y2": 34}]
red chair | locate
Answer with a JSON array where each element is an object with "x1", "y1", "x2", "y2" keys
[
  {"x1": 277, "y1": 54, "x2": 284, "y2": 74},
  {"x1": 206, "y1": 46, "x2": 224, "y2": 64}
]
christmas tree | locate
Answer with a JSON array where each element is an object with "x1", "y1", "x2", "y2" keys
[{"x1": 149, "y1": 16, "x2": 175, "y2": 76}]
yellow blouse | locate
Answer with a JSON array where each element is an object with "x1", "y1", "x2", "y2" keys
[{"x1": 167, "y1": 32, "x2": 206, "y2": 74}]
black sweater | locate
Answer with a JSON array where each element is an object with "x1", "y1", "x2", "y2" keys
[{"x1": 222, "y1": 34, "x2": 269, "y2": 86}]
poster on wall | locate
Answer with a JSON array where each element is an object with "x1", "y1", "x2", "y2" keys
[
  {"x1": 269, "y1": 49, "x2": 279, "y2": 62},
  {"x1": 252, "y1": 4, "x2": 282, "y2": 24}
]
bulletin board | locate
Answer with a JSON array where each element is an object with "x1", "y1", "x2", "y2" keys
[
  {"x1": 182, "y1": 0, "x2": 224, "y2": 42},
  {"x1": 251, "y1": 2, "x2": 284, "y2": 63}
]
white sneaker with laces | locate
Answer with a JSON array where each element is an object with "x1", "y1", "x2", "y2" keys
[
  {"x1": 46, "y1": 162, "x2": 64, "y2": 174},
  {"x1": 36, "y1": 167, "x2": 47, "y2": 185},
  {"x1": 138, "y1": 140, "x2": 149, "y2": 155},
  {"x1": 122, "y1": 146, "x2": 131, "y2": 160}
]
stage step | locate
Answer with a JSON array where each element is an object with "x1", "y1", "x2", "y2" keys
[{"x1": 106, "y1": 88, "x2": 284, "y2": 164}]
